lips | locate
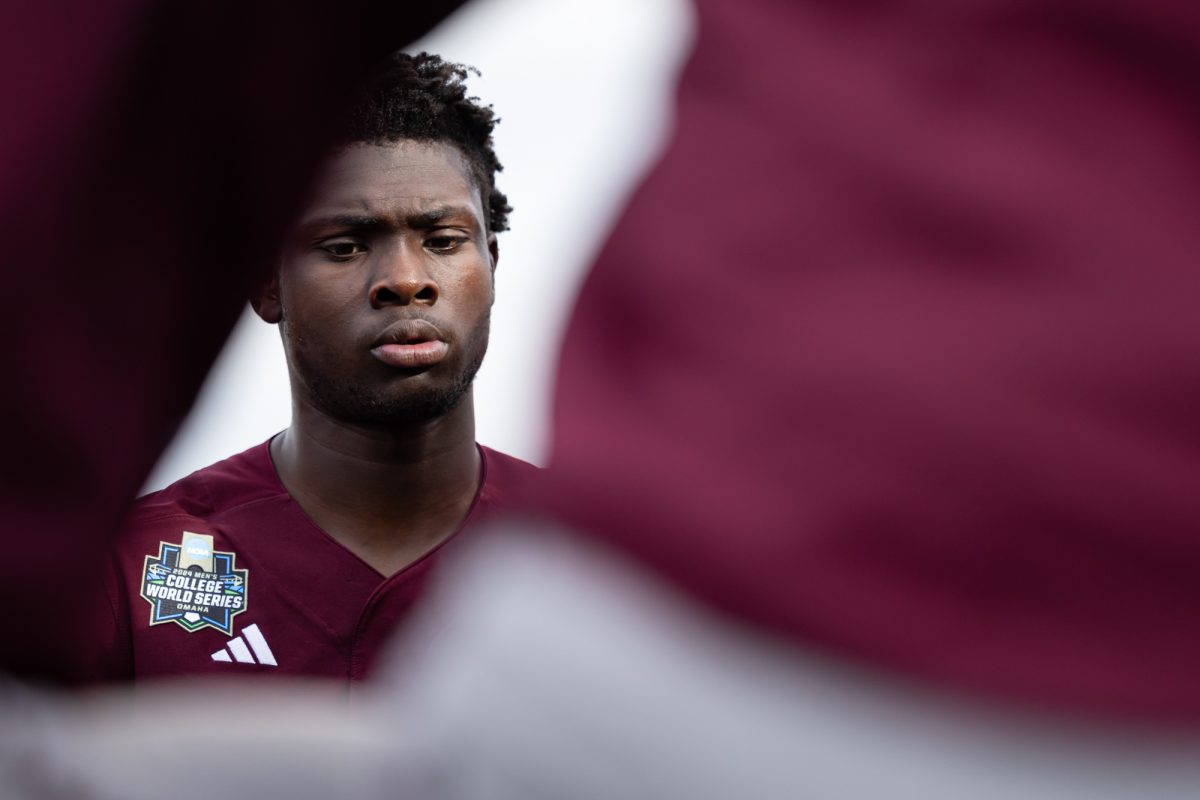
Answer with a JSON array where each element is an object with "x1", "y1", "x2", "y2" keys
[{"x1": 370, "y1": 319, "x2": 449, "y2": 369}]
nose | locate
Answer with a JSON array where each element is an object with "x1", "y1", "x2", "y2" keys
[{"x1": 368, "y1": 245, "x2": 439, "y2": 308}]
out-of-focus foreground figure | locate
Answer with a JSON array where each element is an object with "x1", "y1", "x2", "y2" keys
[
  {"x1": 544, "y1": 0, "x2": 1200, "y2": 721},
  {"x1": 0, "y1": 0, "x2": 468, "y2": 680},
  {"x1": 7, "y1": 0, "x2": 1200, "y2": 797}
]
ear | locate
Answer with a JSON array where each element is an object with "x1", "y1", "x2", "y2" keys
[
  {"x1": 250, "y1": 271, "x2": 283, "y2": 324},
  {"x1": 487, "y1": 233, "x2": 499, "y2": 274}
]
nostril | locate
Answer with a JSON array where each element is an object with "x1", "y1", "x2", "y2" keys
[
  {"x1": 373, "y1": 287, "x2": 401, "y2": 305},
  {"x1": 370, "y1": 279, "x2": 438, "y2": 307}
]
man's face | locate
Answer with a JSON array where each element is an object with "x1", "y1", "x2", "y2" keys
[{"x1": 262, "y1": 140, "x2": 497, "y2": 426}]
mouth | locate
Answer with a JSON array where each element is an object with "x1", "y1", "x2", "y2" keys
[{"x1": 370, "y1": 319, "x2": 449, "y2": 369}]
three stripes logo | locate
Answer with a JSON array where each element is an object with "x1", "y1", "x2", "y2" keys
[{"x1": 211, "y1": 623, "x2": 277, "y2": 667}]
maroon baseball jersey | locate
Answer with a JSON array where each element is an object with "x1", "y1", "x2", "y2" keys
[{"x1": 94, "y1": 440, "x2": 537, "y2": 682}]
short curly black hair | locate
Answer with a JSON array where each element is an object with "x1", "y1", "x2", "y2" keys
[{"x1": 340, "y1": 51, "x2": 511, "y2": 233}]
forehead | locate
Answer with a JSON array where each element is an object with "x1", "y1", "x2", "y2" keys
[{"x1": 299, "y1": 140, "x2": 483, "y2": 225}]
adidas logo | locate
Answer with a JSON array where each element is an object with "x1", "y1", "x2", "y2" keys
[{"x1": 211, "y1": 623, "x2": 277, "y2": 667}]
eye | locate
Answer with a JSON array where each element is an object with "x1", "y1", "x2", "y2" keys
[
  {"x1": 425, "y1": 233, "x2": 469, "y2": 253},
  {"x1": 318, "y1": 239, "x2": 367, "y2": 261}
]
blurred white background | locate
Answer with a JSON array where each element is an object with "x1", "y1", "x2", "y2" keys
[{"x1": 144, "y1": 0, "x2": 694, "y2": 491}]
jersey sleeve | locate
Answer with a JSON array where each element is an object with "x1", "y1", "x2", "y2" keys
[
  {"x1": 79, "y1": 554, "x2": 135, "y2": 683},
  {"x1": 81, "y1": 503, "x2": 213, "y2": 683},
  {"x1": 67, "y1": 519, "x2": 141, "y2": 684}
]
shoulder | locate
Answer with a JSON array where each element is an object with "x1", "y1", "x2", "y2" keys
[
  {"x1": 119, "y1": 439, "x2": 285, "y2": 545},
  {"x1": 475, "y1": 446, "x2": 542, "y2": 514},
  {"x1": 481, "y1": 445, "x2": 542, "y2": 483}
]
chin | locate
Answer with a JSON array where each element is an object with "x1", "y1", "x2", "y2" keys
[{"x1": 310, "y1": 376, "x2": 475, "y2": 427}]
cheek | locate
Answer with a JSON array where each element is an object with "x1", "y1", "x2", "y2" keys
[
  {"x1": 281, "y1": 279, "x2": 360, "y2": 328},
  {"x1": 437, "y1": 270, "x2": 493, "y2": 316},
  {"x1": 280, "y1": 298, "x2": 359, "y2": 368},
  {"x1": 458, "y1": 264, "x2": 496, "y2": 305},
  {"x1": 279, "y1": 258, "x2": 368, "y2": 310}
]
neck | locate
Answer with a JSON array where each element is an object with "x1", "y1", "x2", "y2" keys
[{"x1": 271, "y1": 390, "x2": 481, "y2": 575}]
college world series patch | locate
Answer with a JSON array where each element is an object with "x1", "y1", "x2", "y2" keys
[{"x1": 140, "y1": 532, "x2": 248, "y2": 635}]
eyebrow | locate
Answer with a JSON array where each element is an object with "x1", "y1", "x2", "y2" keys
[
  {"x1": 407, "y1": 205, "x2": 477, "y2": 229},
  {"x1": 296, "y1": 205, "x2": 478, "y2": 234},
  {"x1": 295, "y1": 213, "x2": 386, "y2": 234}
]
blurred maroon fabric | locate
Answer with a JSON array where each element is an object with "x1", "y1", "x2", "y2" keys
[
  {"x1": 0, "y1": 1, "x2": 465, "y2": 681},
  {"x1": 544, "y1": 0, "x2": 1200, "y2": 721}
]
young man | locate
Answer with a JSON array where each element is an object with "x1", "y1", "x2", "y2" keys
[{"x1": 93, "y1": 53, "x2": 538, "y2": 682}]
